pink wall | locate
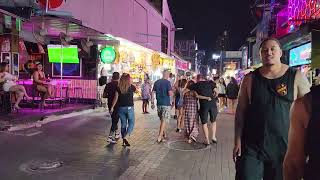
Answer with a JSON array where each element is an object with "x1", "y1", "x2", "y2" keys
[{"x1": 57, "y1": 0, "x2": 175, "y2": 54}]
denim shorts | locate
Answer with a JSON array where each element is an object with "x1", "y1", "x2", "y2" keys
[{"x1": 157, "y1": 106, "x2": 171, "y2": 122}]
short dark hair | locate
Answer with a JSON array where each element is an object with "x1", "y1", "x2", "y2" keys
[
  {"x1": 259, "y1": 37, "x2": 282, "y2": 50},
  {"x1": 112, "y1": 72, "x2": 120, "y2": 80},
  {"x1": 196, "y1": 74, "x2": 204, "y2": 81}
]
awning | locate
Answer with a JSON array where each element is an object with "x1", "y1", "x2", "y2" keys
[{"x1": 21, "y1": 15, "x2": 119, "y2": 45}]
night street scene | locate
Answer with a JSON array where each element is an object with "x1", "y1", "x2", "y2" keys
[{"x1": 0, "y1": 0, "x2": 319, "y2": 180}]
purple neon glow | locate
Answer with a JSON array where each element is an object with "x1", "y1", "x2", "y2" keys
[
  {"x1": 17, "y1": 79, "x2": 71, "y2": 85},
  {"x1": 288, "y1": 0, "x2": 319, "y2": 27}
]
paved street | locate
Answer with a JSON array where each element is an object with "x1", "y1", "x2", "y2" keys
[{"x1": 0, "y1": 101, "x2": 235, "y2": 180}]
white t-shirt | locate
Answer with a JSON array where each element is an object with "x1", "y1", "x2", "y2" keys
[
  {"x1": 3, "y1": 72, "x2": 16, "y2": 92},
  {"x1": 216, "y1": 83, "x2": 226, "y2": 94}
]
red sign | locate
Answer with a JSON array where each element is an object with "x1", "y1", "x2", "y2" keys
[
  {"x1": 176, "y1": 60, "x2": 189, "y2": 70},
  {"x1": 38, "y1": 0, "x2": 63, "y2": 9}
]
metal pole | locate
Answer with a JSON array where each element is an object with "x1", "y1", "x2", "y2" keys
[
  {"x1": 45, "y1": 0, "x2": 49, "y2": 13},
  {"x1": 219, "y1": 51, "x2": 223, "y2": 76}
]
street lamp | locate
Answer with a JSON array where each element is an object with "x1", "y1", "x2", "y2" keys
[
  {"x1": 212, "y1": 54, "x2": 221, "y2": 60},
  {"x1": 171, "y1": 27, "x2": 183, "y2": 31}
]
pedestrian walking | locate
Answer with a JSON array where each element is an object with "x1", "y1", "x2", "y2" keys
[
  {"x1": 110, "y1": 73, "x2": 137, "y2": 147},
  {"x1": 283, "y1": 85, "x2": 320, "y2": 180},
  {"x1": 188, "y1": 74, "x2": 218, "y2": 145},
  {"x1": 173, "y1": 78, "x2": 187, "y2": 132},
  {"x1": 104, "y1": 72, "x2": 120, "y2": 143},
  {"x1": 141, "y1": 78, "x2": 152, "y2": 114},
  {"x1": 183, "y1": 80, "x2": 212, "y2": 143},
  {"x1": 151, "y1": 70, "x2": 173, "y2": 143},
  {"x1": 216, "y1": 77, "x2": 227, "y2": 111},
  {"x1": 226, "y1": 77, "x2": 239, "y2": 114},
  {"x1": 233, "y1": 37, "x2": 311, "y2": 180}
]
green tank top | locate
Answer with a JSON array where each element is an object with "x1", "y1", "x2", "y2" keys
[{"x1": 242, "y1": 67, "x2": 296, "y2": 161}]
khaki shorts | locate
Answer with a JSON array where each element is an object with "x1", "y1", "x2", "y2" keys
[{"x1": 157, "y1": 106, "x2": 171, "y2": 122}]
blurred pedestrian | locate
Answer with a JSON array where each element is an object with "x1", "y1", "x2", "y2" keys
[
  {"x1": 216, "y1": 77, "x2": 227, "y2": 111},
  {"x1": 110, "y1": 73, "x2": 137, "y2": 147},
  {"x1": 141, "y1": 78, "x2": 152, "y2": 114},
  {"x1": 151, "y1": 70, "x2": 173, "y2": 143},
  {"x1": 226, "y1": 77, "x2": 239, "y2": 114},
  {"x1": 104, "y1": 72, "x2": 120, "y2": 143},
  {"x1": 173, "y1": 78, "x2": 187, "y2": 132},
  {"x1": 283, "y1": 86, "x2": 320, "y2": 180},
  {"x1": 183, "y1": 80, "x2": 212, "y2": 143},
  {"x1": 234, "y1": 38, "x2": 310, "y2": 180},
  {"x1": 187, "y1": 74, "x2": 218, "y2": 145}
]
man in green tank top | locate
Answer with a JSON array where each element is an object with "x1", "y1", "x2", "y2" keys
[{"x1": 233, "y1": 38, "x2": 310, "y2": 180}]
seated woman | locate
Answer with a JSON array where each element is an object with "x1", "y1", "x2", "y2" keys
[
  {"x1": 0, "y1": 62, "x2": 32, "y2": 110},
  {"x1": 32, "y1": 63, "x2": 53, "y2": 106}
]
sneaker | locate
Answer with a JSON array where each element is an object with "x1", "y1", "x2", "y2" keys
[
  {"x1": 176, "y1": 128, "x2": 180, "y2": 133},
  {"x1": 107, "y1": 136, "x2": 117, "y2": 144},
  {"x1": 115, "y1": 132, "x2": 121, "y2": 139}
]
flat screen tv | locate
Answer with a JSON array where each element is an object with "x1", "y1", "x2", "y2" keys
[
  {"x1": 48, "y1": 45, "x2": 79, "y2": 64},
  {"x1": 289, "y1": 42, "x2": 311, "y2": 67},
  {"x1": 52, "y1": 60, "x2": 81, "y2": 77}
]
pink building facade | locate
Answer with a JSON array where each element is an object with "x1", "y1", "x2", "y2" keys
[{"x1": 57, "y1": 0, "x2": 175, "y2": 55}]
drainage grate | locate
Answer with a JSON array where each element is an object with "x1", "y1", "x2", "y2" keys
[
  {"x1": 167, "y1": 140, "x2": 211, "y2": 152},
  {"x1": 20, "y1": 160, "x2": 63, "y2": 173}
]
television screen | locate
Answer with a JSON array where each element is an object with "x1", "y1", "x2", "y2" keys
[
  {"x1": 52, "y1": 61, "x2": 81, "y2": 77},
  {"x1": 289, "y1": 43, "x2": 311, "y2": 67},
  {"x1": 48, "y1": 45, "x2": 79, "y2": 64}
]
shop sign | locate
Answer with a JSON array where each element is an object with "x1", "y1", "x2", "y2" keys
[
  {"x1": 4, "y1": 15, "x2": 12, "y2": 29},
  {"x1": 101, "y1": 46, "x2": 116, "y2": 64},
  {"x1": 16, "y1": 18, "x2": 21, "y2": 32},
  {"x1": 176, "y1": 59, "x2": 188, "y2": 70}
]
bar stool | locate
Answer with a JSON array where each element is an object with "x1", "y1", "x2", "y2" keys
[{"x1": 73, "y1": 87, "x2": 83, "y2": 104}]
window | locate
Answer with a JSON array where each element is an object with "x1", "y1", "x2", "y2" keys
[{"x1": 161, "y1": 23, "x2": 168, "y2": 54}]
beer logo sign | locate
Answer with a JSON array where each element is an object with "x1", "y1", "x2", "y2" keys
[{"x1": 276, "y1": 83, "x2": 287, "y2": 96}]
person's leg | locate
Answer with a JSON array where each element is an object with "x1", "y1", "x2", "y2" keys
[
  {"x1": 126, "y1": 107, "x2": 135, "y2": 136},
  {"x1": 180, "y1": 108, "x2": 185, "y2": 129},
  {"x1": 118, "y1": 107, "x2": 128, "y2": 139},
  {"x1": 158, "y1": 120, "x2": 166, "y2": 141},
  {"x1": 236, "y1": 152, "x2": 264, "y2": 180},
  {"x1": 263, "y1": 159, "x2": 284, "y2": 180},
  {"x1": 209, "y1": 107, "x2": 218, "y2": 142},
  {"x1": 12, "y1": 85, "x2": 31, "y2": 99},
  {"x1": 47, "y1": 84, "x2": 54, "y2": 98},
  {"x1": 142, "y1": 100, "x2": 146, "y2": 113},
  {"x1": 14, "y1": 92, "x2": 24, "y2": 108},
  {"x1": 199, "y1": 106, "x2": 210, "y2": 144}
]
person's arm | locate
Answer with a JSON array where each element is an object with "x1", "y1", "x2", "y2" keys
[
  {"x1": 294, "y1": 71, "x2": 311, "y2": 100},
  {"x1": 283, "y1": 96, "x2": 310, "y2": 180},
  {"x1": 194, "y1": 91, "x2": 211, "y2": 101},
  {"x1": 151, "y1": 82, "x2": 156, "y2": 106},
  {"x1": 110, "y1": 91, "x2": 119, "y2": 113},
  {"x1": 33, "y1": 72, "x2": 44, "y2": 84},
  {"x1": 233, "y1": 74, "x2": 251, "y2": 161}
]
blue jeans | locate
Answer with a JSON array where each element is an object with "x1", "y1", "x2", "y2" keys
[{"x1": 118, "y1": 106, "x2": 135, "y2": 139}]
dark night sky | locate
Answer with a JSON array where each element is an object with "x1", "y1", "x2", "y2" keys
[{"x1": 168, "y1": 0, "x2": 256, "y2": 53}]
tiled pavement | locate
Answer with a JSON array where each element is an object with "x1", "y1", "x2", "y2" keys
[{"x1": 0, "y1": 101, "x2": 236, "y2": 180}]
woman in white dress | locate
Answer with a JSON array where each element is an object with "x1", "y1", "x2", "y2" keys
[{"x1": 0, "y1": 62, "x2": 32, "y2": 109}]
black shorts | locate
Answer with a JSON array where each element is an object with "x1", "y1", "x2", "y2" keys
[
  {"x1": 142, "y1": 99, "x2": 149, "y2": 104},
  {"x1": 218, "y1": 94, "x2": 226, "y2": 98},
  {"x1": 199, "y1": 105, "x2": 218, "y2": 124}
]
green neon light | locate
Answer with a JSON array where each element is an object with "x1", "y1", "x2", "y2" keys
[{"x1": 101, "y1": 46, "x2": 116, "y2": 64}]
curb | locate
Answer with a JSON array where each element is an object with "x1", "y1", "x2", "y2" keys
[{"x1": 8, "y1": 108, "x2": 107, "y2": 132}]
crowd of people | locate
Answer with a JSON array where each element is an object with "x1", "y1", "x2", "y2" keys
[
  {"x1": 102, "y1": 37, "x2": 320, "y2": 180},
  {"x1": 103, "y1": 69, "x2": 240, "y2": 146}
]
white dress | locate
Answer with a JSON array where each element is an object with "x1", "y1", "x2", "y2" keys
[{"x1": 3, "y1": 72, "x2": 16, "y2": 92}]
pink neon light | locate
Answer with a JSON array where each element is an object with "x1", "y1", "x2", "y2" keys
[{"x1": 288, "y1": 0, "x2": 319, "y2": 27}]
